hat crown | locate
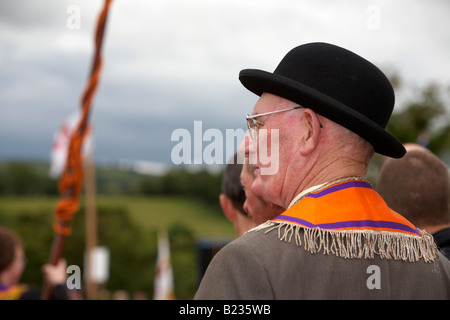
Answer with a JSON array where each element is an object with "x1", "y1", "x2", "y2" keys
[{"x1": 274, "y1": 42, "x2": 395, "y2": 128}]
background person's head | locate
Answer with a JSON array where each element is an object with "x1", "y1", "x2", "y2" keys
[
  {"x1": 377, "y1": 143, "x2": 450, "y2": 233},
  {"x1": 240, "y1": 157, "x2": 284, "y2": 225},
  {"x1": 0, "y1": 226, "x2": 26, "y2": 286},
  {"x1": 219, "y1": 154, "x2": 256, "y2": 236}
]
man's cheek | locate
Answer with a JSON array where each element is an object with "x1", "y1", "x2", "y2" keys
[
  {"x1": 258, "y1": 129, "x2": 280, "y2": 175},
  {"x1": 251, "y1": 175, "x2": 265, "y2": 198}
]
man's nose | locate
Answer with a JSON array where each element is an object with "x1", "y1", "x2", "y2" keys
[{"x1": 238, "y1": 132, "x2": 257, "y2": 162}]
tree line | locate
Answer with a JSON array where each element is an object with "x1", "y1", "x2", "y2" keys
[{"x1": 0, "y1": 161, "x2": 223, "y2": 209}]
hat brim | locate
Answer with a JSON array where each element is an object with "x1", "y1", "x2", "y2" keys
[{"x1": 239, "y1": 69, "x2": 406, "y2": 158}]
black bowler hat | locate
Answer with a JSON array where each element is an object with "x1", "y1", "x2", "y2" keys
[{"x1": 239, "y1": 42, "x2": 405, "y2": 158}]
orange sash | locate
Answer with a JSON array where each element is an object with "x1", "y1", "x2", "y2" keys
[
  {"x1": 0, "y1": 284, "x2": 28, "y2": 300},
  {"x1": 273, "y1": 178, "x2": 420, "y2": 236},
  {"x1": 254, "y1": 178, "x2": 437, "y2": 262}
]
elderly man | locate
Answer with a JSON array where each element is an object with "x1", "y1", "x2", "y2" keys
[{"x1": 195, "y1": 42, "x2": 450, "y2": 299}]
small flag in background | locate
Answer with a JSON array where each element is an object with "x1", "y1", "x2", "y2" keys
[
  {"x1": 49, "y1": 111, "x2": 93, "y2": 178},
  {"x1": 153, "y1": 231, "x2": 176, "y2": 300}
]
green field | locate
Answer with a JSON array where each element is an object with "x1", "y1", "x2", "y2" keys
[
  {"x1": 0, "y1": 195, "x2": 236, "y2": 240},
  {"x1": 0, "y1": 161, "x2": 235, "y2": 298},
  {"x1": 0, "y1": 195, "x2": 236, "y2": 299}
]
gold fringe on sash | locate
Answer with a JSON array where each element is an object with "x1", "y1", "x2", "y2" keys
[{"x1": 251, "y1": 221, "x2": 439, "y2": 263}]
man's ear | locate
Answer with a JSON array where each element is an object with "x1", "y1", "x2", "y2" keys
[
  {"x1": 298, "y1": 109, "x2": 322, "y2": 156},
  {"x1": 219, "y1": 194, "x2": 237, "y2": 223}
]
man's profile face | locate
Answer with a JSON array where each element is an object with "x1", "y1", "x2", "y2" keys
[{"x1": 241, "y1": 93, "x2": 302, "y2": 208}]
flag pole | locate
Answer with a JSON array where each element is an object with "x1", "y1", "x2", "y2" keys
[
  {"x1": 42, "y1": 0, "x2": 113, "y2": 300},
  {"x1": 84, "y1": 145, "x2": 98, "y2": 300}
]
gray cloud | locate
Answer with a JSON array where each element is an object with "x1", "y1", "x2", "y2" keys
[{"x1": 1, "y1": 0, "x2": 449, "y2": 168}]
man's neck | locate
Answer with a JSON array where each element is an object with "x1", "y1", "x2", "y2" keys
[
  {"x1": 422, "y1": 224, "x2": 450, "y2": 235},
  {"x1": 286, "y1": 167, "x2": 368, "y2": 209},
  {"x1": 281, "y1": 127, "x2": 372, "y2": 209},
  {"x1": 0, "y1": 274, "x2": 11, "y2": 287}
]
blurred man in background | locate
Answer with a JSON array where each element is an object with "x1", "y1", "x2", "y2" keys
[
  {"x1": 377, "y1": 143, "x2": 450, "y2": 260},
  {"x1": 240, "y1": 158, "x2": 284, "y2": 226},
  {"x1": 219, "y1": 154, "x2": 256, "y2": 236}
]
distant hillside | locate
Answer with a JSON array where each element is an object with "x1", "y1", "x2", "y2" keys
[{"x1": 0, "y1": 160, "x2": 224, "y2": 210}]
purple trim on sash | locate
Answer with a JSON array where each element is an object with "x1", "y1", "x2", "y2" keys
[
  {"x1": 306, "y1": 181, "x2": 372, "y2": 199},
  {"x1": 276, "y1": 215, "x2": 315, "y2": 228},
  {"x1": 274, "y1": 214, "x2": 421, "y2": 236}
]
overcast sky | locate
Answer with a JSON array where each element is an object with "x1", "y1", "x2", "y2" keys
[{"x1": 1, "y1": 0, "x2": 449, "y2": 171}]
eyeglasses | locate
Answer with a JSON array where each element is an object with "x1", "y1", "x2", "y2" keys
[{"x1": 246, "y1": 106, "x2": 303, "y2": 139}]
